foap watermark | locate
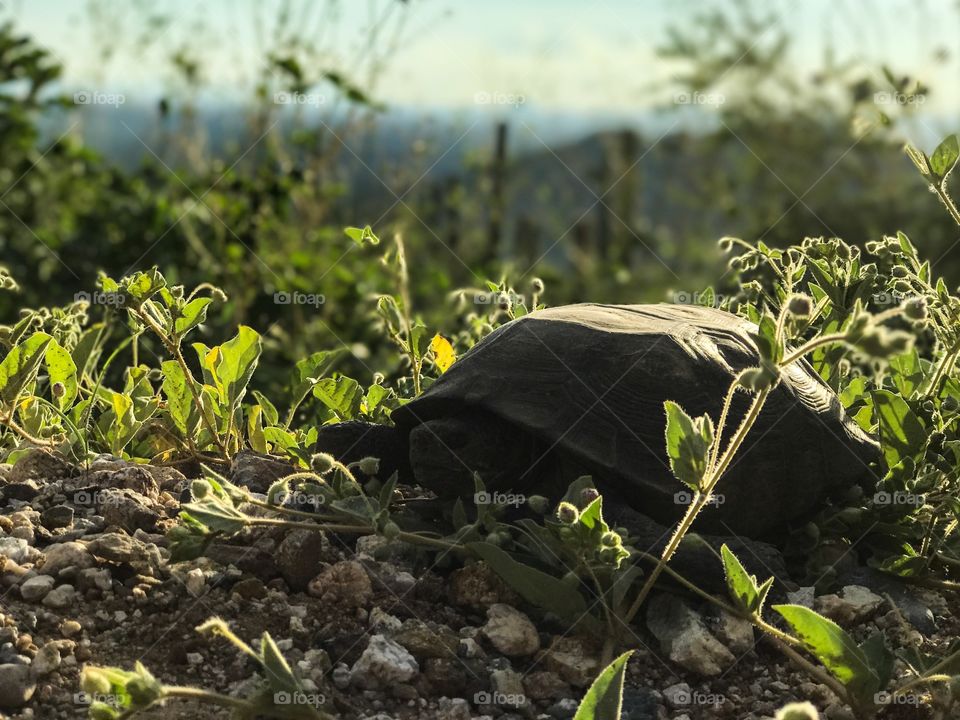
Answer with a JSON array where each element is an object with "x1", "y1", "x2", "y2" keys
[
  {"x1": 874, "y1": 91, "x2": 925, "y2": 107},
  {"x1": 674, "y1": 490, "x2": 725, "y2": 507},
  {"x1": 671, "y1": 290, "x2": 729, "y2": 307},
  {"x1": 475, "y1": 290, "x2": 525, "y2": 307},
  {"x1": 273, "y1": 691, "x2": 327, "y2": 707},
  {"x1": 274, "y1": 91, "x2": 326, "y2": 107},
  {"x1": 73, "y1": 490, "x2": 127, "y2": 506},
  {"x1": 874, "y1": 491, "x2": 926, "y2": 508},
  {"x1": 474, "y1": 90, "x2": 526, "y2": 108},
  {"x1": 872, "y1": 290, "x2": 907, "y2": 307},
  {"x1": 674, "y1": 91, "x2": 725, "y2": 107},
  {"x1": 474, "y1": 690, "x2": 526, "y2": 707},
  {"x1": 474, "y1": 491, "x2": 526, "y2": 508},
  {"x1": 74, "y1": 692, "x2": 122, "y2": 707},
  {"x1": 273, "y1": 490, "x2": 327, "y2": 510},
  {"x1": 874, "y1": 691, "x2": 921, "y2": 707},
  {"x1": 73, "y1": 90, "x2": 125, "y2": 107},
  {"x1": 274, "y1": 291, "x2": 325, "y2": 308},
  {"x1": 669, "y1": 688, "x2": 727, "y2": 707},
  {"x1": 74, "y1": 290, "x2": 126, "y2": 307}
]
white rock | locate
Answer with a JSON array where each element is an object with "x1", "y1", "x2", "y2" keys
[
  {"x1": 482, "y1": 603, "x2": 540, "y2": 657},
  {"x1": 19, "y1": 575, "x2": 55, "y2": 603},
  {"x1": 351, "y1": 634, "x2": 418, "y2": 688},
  {"x1": 186, "y1": 652, "x2": 204, "y2": 665},
  {"x1": 30, "y1": 644, "x2": 61, "y2": 677},
  {"x1": 663, "y1": 682, "x2": 692, "y2": 708},
  {"x1": 368, "y1": 607, "x2": 402, "y2": 632},
  {"x1": 646, "y1": 594, "x2": 735, "y2": 676},
  {"x1": 713, "y1": 610, "x2": 756, "y2": 655},
  {"x1": 786, "y1": 586, "x2": 816, "y2": 608},
  {"x1": 0, "y1": 538, "x2": 33, "y2": 565},
  {"x1": 185, "y1": 568, "x2": 206, "y2": 597},
  {"x1": 40, "y1": 542, "x2": 94, "y2": 576}
]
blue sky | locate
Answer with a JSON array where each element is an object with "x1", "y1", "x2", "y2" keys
[{"x1": 5, "y1": 0, "x2": 960, "y2": 121}]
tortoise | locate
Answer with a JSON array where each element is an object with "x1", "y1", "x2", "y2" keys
[{"x1": 315, "y1": 303, "x2": 878, "y2": 540}]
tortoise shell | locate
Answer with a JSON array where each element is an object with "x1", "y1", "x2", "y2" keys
[{"x1": 392, "y1": 303, "x2": 878, "y2": 537}]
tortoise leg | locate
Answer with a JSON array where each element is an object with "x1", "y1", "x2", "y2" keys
[
  {"x1": 313, "y1": 420, "x2": 410, "y2": 481},
  {"x1": 407, "y1": 409, "x2": 545, "y2": 500}
]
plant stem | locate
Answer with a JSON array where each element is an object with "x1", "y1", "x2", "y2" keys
[
  {"x1": 162, "y1": 686, "x2": 253, "y2": 710},
  {"x1": 625, "y1": 386, "x2": 771, "y2": 623},
  {"x1": 932, "y1": 182, "x2": 960, "y2": 228}
]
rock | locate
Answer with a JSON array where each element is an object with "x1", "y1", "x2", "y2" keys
[
  {"x1": 523, "y1": 671, "x2": 570, "y2": 700},
  {"x1": 663, "y1": 682, "x2": 692, "y2": 708},
  {"x1": 713, "y1": 610, "x2": 755, "y2": 655},
  {"x1": 1, "y1": 480, "x2": 40, "y2": 501},
  {"x1": 786, "y1": 586, "x2": 816, "y2": 608},
  {"x1": 30, "y1": 643, "x2": 61, "y2": 676},
  {"x1": 77, "y1": 568, "x2": 113, "y2": 593},
  {"x1": 351, "y1": 635, "x2": 419, "y2": 688},
  {"x1": 230, "y1": 451, "x2": 295, "y2": 493},
  {"x1": 437, "y1": 697, "x2": 472, "y2": 720},
  {"x1": 815, "y1": 585, "x2": 884, "y2": 626},
  {"x1": 0, "y1": 538, "x2": 36, "y2": 565},
  {"x1": 620, "y1": 687, "x2": 661, "y2": 720},
  {"x1": 308, "y1": 560, "x2": 373, "y2": 607},
  {"x1": 19, "y1": 575, "x2": 55, "y2": 602},
  {"x1": 543, "y1": 636, "x2": 599, "y2": 687},
  {"x1": 392, "y1": 619, "x2": 459, "y2": 660},
  {"x1": 421, "y1": 657, "x2": 469, "y2": 696},
  {"x1": 60, "y1": 621, "x2": 82, "y2": 638},
  {"x1": 546, "y1": 698, "x2": 579, "y2": 719},
  {"x1": 368, "y1": 607, "x2": 402, "y2": 632},
  {"x1": 185, "y1": 568, "x2": 206, "y2": 597},
  {"x1": 96, "y1": 488, "x2": 160, "y2": 532},
  {"x1": 448, "y1": 562, "x2": 519, "y2": 609},
  {"x1": 39, "y1": 541, "x2": 94, "y2": 576},
  {"x1": 231, "y1": 577, "x2": 267, "y2": 600},
  {"x1": 482, "y1": 603, "x2": 539, "y2": 657},
  {"x1": 84, "y1": 533, "x2": 162, "y2": 575},
  {"x1": 0, "y1": 663, "x2": 36, "y2": 708},
  {"x1": 6, "y1": 449, "x2": 74, "y2": 484},
  {"x1": 277, "y1": 530, "x2": 331, "y2": 591},
  {"x1": 40, "y1": 505, "x2": 75, "y2": 530},
  {"x1": 646, "y1": 594, "x2": 735, "y2": 676},
  {"x1": 489, "y1": 668, "x2": 527, "y2": 709},
  {"x1": 205, "y1": 543, "x2": 278, "y2": 581},
  {"x1": 90, "y1": 465, "x2": 160, "y2": 499},
  {"x1": 42, "y1": 584, "x2": 76, "y2": 609}
]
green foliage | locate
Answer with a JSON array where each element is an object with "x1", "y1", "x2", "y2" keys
[
  {"x1": 572, "y1": 651, "x2": 633, "y2": 720},
  {"x1": 663, "y1": 400, "x2": 714, "y2": 491}
]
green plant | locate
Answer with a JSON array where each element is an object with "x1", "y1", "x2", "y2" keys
[{"x1": 80, "y1": 618, "x2": 332, "y2": 719}]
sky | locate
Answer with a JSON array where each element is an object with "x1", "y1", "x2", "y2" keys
[{"x1": 3, "y1": 0, "x2": 959, "y2": 140}]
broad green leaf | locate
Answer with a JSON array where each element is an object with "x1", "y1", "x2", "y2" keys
[
  {"x1": 663, "y1": 400, "x2": 714, "y2": 491},
  {"x1": 721, "y1": 544, "x2": 770, "y2": 614},
  {"x1": 173, "y1": 297, "x2": 213, "y2": 336},
  {"x1": 468, "y1": 541, "x2": 589, "y2": 621},
  {"x1": 0, "y1": 332, "x2": 53, "y2": 405},
  {"x1": 773, "y1": 604, "x2": 879, "y2": 707},
  {"x1": 572, "y1": 651, "x2": 633, "y2": 720},
  {"x1": 161, "y1": 361, "x2": 194, "y2": 436},
  {"x1": 887, "y1": 350, "x2": 924, "y2": 399},
  {"x1": 930, "y1": 134, "x2": 959, "y2": 178},
  {"x1": 248, "y1": 404, "x2": 267, "y2": 453},
  {"x1": 313, "y1": 376, "x2": 363, "y2": 420},
  {"x1": 180, "y1": 500, "x2": 247, "y2": 534},
  {"x1": 252, "y1": 390, "x2": 279, "y2": 426},
  {"x1": 44, "y1": 338, "x2": 78, "y2": 410},
  {"x1": 871, "y1": 390, "x2": 925, "y2": 469},
  {"x1": 410, "y1": 323, "x2": 428, "y2": 362},
  {"x1": 217, "y1": 326, "x2": 262, "y2": 410}
]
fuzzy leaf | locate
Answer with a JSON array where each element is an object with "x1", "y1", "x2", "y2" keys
[
  {"x1": 663, "y1": 400, "x2": 714, "y2": 491},
  {"x1": 572, "y1": 651, "x2": 633, "y2": 720}
]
